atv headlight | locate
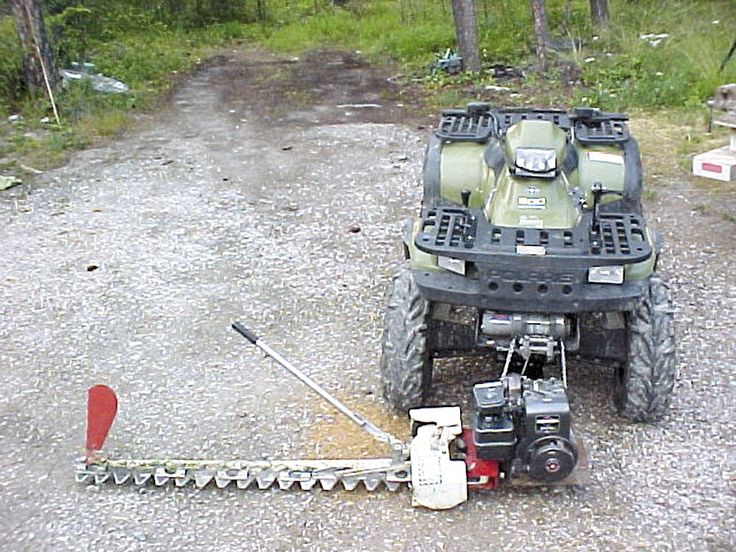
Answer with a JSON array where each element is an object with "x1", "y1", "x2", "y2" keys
[
  {"x1": 515, "y1": 148, "x2": 557, "y2": 174},
  {"x1": 437, "y1": 256, "x2": 466, "y2": 276},
  {"x1": 588, "y1": 265, "x2": 624, "y2": 284}
]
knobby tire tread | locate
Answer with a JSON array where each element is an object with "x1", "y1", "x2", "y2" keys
[
  {"x1": 616, "y1": 274, "x2": 676, "y2": 421},
  {"x1": 380, "y1": 266, "x2": 432, "y2": 412}
]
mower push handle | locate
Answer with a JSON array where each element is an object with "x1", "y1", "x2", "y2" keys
[
  {"x1": 232, "y1": 322, "x2": 259, "y2": 344},
  {"x1": 230, "y1": 320, "x2": 406, "y2": 456}
]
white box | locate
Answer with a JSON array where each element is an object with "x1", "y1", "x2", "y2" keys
[{"x1": 692, "y1": 145, "x2": 736, "y2": 182}]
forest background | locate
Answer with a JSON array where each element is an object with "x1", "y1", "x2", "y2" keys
[{"x1": 1, "y1": 0, "x2": 734, "y2": 172}]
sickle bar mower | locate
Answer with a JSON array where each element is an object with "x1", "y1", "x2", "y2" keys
[{"x1": 75, "y1": 323, "x2": 588, "y2": 510}]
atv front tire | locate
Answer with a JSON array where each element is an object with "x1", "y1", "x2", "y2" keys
[
  {"x1": 614, "y1": 274, "x2": 676, "y2": 421},
  {"x1": 380, "y1": 266, "x2": 433, "y2": 412}
]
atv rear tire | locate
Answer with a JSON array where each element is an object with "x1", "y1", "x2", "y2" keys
[
  {"x1": 614, "y1": 274, "x2": 676, "y2": 422},
  {"x1": 380, "y1": 266, "x2": 433, "y2": 412}
]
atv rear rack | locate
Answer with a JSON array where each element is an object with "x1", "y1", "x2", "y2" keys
[
  {"x1": 415, "y1": 207, "x2": 651, "y2": 265},
  {"x1": 436, "y1": 107, "x2": 574, "y2": 143}
]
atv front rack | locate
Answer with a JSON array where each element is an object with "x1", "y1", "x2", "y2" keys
[
  {"x1": 412, "y1": 207, "x2": 652, "y2": 312},
  {"x1": 437, "y1": 108, "x2": 496, "y2": 143},
  {"x1": 416, "y1": 207, "x2": 651, "y2": 264},
  {"x1": 573, "y1": 118, "x2": 630, "y2": 144}
]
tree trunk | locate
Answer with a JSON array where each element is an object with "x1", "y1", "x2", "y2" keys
[
  {"x1": 529, "y1": 0, "x2": 549, "y2": 71},
  {"x1": 255, "y1": 0, "x2": 267, "y2": 22},
  {"x1": 9, "y1": 0, "x2": 57, "y2": 94},
  {"x1": 589, "y1": 0, "x2": 610, "y2": 27},
  {"x1": 563, "y1": 0, "x2": 573, "y2": 30},
  {"x1": 451, "y1": 0, "x2": 481, "y2": 72}
]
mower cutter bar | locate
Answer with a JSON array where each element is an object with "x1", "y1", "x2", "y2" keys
[{"x1": 74, "y1": 457, "x2": 411, "y2": 492}]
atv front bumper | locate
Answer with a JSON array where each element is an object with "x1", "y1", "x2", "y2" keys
[{"x1": 413, "y1": 268, "x2": 648, "y2": 313}]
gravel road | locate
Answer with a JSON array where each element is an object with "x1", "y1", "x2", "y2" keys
[{"x1": 1, "y1": 49, "x2": 734, "y2": 551}]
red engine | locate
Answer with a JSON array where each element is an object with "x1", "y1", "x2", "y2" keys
[{"x1": 461, "y1": 428, "x2": 500, "y2": 490}]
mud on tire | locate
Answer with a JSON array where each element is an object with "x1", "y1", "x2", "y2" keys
[
  {"x1": 380, "y1": 266, "x2": 433, "y2": 412},
  {"x1": 615, "y1": 274, "x2": 676, "y2": 422}
]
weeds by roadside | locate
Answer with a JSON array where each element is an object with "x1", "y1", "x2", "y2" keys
[
  {"x1": 0, "y1": 0, "x2": 734, "y2": 175},
  {"x1": 0, "y1": 17, "x2": 263, "y2": 173}
]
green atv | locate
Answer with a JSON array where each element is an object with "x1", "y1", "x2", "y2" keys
[{"x1": 380, "y1": 104, "x2": 676, "y2": 422}]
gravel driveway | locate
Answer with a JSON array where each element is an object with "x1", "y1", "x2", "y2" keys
[{"x1": 1, "y1": 49, "x2": 734, "y2": 551}]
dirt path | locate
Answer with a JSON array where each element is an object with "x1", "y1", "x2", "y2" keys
[{"x1": 1, "y1": 48, "x2": 734, "y2": 551}]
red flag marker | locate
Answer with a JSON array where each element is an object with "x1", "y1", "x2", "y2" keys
[{"x1": 86, "y1": 385, "x2": 117, "y2": 455}]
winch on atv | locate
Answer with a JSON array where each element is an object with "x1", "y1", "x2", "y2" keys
[{"x1": 381, "y1": 103, "x2": 676, "y2": 422}]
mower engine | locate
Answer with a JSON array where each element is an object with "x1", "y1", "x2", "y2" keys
[{"x1": 460, "y1": 374, "x2": 578, "y2": 486}]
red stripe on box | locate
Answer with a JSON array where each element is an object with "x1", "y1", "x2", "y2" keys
[{"x1": 701, "y1": 162, "x2": 723, "y2": 174}]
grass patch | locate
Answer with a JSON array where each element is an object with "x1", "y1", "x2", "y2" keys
[
  {"x1": 264, "y1": 2, "x2": 454, "y2": 68},
  {"x1": 0, "y1": 17, "x2": 23, "y2": 118},
  {"x1": 575, "y1": 1, "x2": 736, "y2": 109},
  {"x1": 265, "y1": 0, "x2": 736, "y2": 108}
]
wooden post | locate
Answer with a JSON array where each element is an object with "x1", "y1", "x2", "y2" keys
[
  {"x1": 529, "y1": 0, "x2": 549, "y2": 71},
  {"x1": 451, "y1": 0, "x2": 481, "y2": 72},
  {"x1": 589, "y1": 0, "x2": 610, "y2": 27},
  {"x1": 9, "y1": 0, "x2": 58, "y2": 94}
]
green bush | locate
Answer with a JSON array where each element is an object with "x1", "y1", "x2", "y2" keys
[
  {"x1": 0, "y1": 17, "x2": 24, "y2": 114},
  {"x1": 48, "y1": 6, "x2": 94, "y2": 66}
]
